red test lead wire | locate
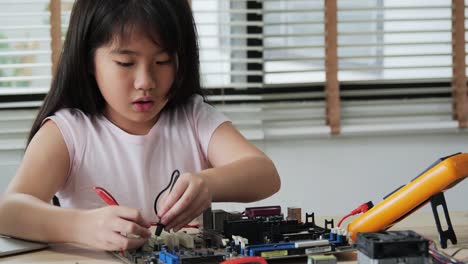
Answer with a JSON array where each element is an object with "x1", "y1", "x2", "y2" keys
[
  {"x1": 93, "y1": 186, "x2": 119, "y2": 206},
  {"x1": 220, "y1": 256, "x2": 268, "y2": 264},
  {"x1": 337, "y1": 201, "x2": 373, "y2": 227}
]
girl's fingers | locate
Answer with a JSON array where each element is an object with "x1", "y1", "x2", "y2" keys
[
  {"x1": 169, "y1": 197, "x2": 207, "y2": 232},
  {"x1": 112, "y1": 218, "x2": 152, "y2": 239},
  {"x1": 158, "y1": 177, "x2": 188, "y2": 217},
  {"x1": 160, "y1": 182, "x2": 198, "y2": 226},
  {"x1": 165, "y1": 189, "x2": 209, "y2": 231},
  {"x1": 81, "y1": 207, "x2": 151, "y2": 250},
  {"x1": 107, "y1": 207, "x2": 152, "y2": 239},
  {"x1": 106, "y1": 231, "x2": 148, "y2": 250},
  {"x1": 105, "y1": 232, "x2": 128, "y2": 250},
  {"x1": 124, "y1": 236, "x2": 150, "y2": 250},
  {"x1": 115, "y1": 206, "x2": 151, "y2": 228}
]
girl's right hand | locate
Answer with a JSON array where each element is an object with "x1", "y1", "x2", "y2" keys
[{"x1": 74, "y1": 206, "x2": 152, "y2": 250}]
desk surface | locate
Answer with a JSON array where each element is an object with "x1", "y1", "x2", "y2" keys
[{"x1": 2, "y1": 212, "x2": 467, "y2": 264}]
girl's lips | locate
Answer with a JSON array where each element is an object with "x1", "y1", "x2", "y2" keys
[
  {"x1": 132, "y1": 101, "x2": 154, "y2": 112},
  {"x1": 133, "y1": 96, "x2": 154, "y2": 103}
]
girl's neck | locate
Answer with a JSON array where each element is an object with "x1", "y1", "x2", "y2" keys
[{"x1": 102, "y1": 109, "x2": 160, "y2": 136}]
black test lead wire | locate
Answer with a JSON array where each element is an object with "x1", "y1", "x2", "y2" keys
[{"x1": 153, "y1": 169, "x2": 180, "y2": 236}]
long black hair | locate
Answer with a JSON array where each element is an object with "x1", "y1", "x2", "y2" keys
[{"x1": 28, "y1": 0, "x2": 203, "y2": 144}]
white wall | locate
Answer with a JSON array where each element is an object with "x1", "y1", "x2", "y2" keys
[
  {"x1": 1, "y1": 131, "x2": 467, "y2": 217},
  {"x1": 0, "y1": 149, "x2": 23, "y2": 193},
  {"x1": 214, "y1": 132, "x2": 468, "y2": 216}
]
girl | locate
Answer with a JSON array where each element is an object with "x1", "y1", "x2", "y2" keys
[{"x1": 0, "y1": 0, "x2": 280, "y2": 251}]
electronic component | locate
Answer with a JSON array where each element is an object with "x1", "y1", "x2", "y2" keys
[
  {"x1": 202, "y1": 208, "x2": 214, "y2": 230},
  {"x1": 245, "y1": 206, "x2": 281, "y2": 218},
  {"x1": 348, "y1": 153, "x2": 467, "y2": 246},
  {"x1": 287, "y1": 207, "x2": 302, "y2": 222},
  {"x1": 159, "y1": 248, "x2": 224, "y2": 264},
  {"x1": 175, "y1": 232, "x2": 195, "y2": 249},
  {"x1": 328, "y1": 228, "x2": 348, "y2": 245},
  {"x1": 223, "y1": 219, "x2": 264, "y2": 245},
  {"x1": 308, "y1": 254, "x2": 337, "y2": 264},
  {"x1": 245, "y1": 240, "x2": 335, "y2": 258},
  {"x1": 223, "y1": 215, "x2": 314, "y2": 245},
  {"x1": 357, "y1": 230, "x2": 429, "y2": 264},
  {"x1": 201, "y1": 229, "x2": 226, "y2": 248},
  {"x1": 212, "y1": 210, "x2": 242, "y2": 233}
]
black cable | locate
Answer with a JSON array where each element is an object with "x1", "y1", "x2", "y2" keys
[
  {"x1": 451, "y1": 247, "x2": 468, "y2": 257},
  {"x1": 153, "y1": 169, "x2": 180, "y2": 235}
]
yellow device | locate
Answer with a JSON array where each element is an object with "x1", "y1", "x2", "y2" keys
[{"x1": 347, "y1": 153, "x2": 467, "y2": 247}]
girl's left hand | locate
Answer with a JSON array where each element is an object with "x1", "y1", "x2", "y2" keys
[{"x1": 157, "y1": 172, "x2": 212, "y2": 232}]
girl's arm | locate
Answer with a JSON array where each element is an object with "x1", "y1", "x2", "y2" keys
[
  {"x1": 204, "y1": 121, "x2": 281, "y2": 202},
  {"x1": 158, "y1": 122, "x2": 281, "y2": 231},
  {"x1": 0, "y1": 121, "x2": 151, "y2": 250}
]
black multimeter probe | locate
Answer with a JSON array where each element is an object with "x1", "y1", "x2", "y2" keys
[{"x1": 153, "y1": 169, "x2": 180, "y2": 236}]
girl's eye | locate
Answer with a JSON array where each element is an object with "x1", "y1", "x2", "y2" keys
[
  {"x1": 115, "y1": 61, "x2": 134, "y2": 67},
  {"x1": 156, "y1": 59, "x2": 172, "y2": 65}
]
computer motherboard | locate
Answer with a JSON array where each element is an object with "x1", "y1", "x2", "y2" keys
[{"x1": 113, "y1": 206, "x2": 355, "y2": 264}]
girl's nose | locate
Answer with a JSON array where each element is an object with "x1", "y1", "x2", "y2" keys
[{"x1": 134, "y1": 67, "x2": 155, "y2": 91}]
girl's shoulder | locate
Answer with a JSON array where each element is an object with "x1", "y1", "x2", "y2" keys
[
  {"x1": 181, "y1": 94, "x2": 204, "y2": 110},
  {"x1": 42, "y1": 108, "x2": 92, "y2": 172},
  {"x1": 52, "y1": 108, "x2": 88, "y2": 121},
  {"x1": 43, "y1": 108, "x2": 96, "y2": 144},
  {"x1": 180, "y1": 94, "x2": 220, "y2": 120},
  {"x1": 49, "y1": 108, "x2": 100, "y2": 128}
]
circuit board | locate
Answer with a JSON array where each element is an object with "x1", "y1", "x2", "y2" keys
[{"x1": 112, "y1": 206, "x2": 356, "y2": 264}]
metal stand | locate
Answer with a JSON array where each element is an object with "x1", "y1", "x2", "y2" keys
[{"x1": 430, "y1": 192, "x2": 457, "y2": 248}]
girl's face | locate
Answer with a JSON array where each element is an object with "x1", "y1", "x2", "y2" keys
[{"x1": 93, "y1": 28, "x2": 176, "y2": 135}]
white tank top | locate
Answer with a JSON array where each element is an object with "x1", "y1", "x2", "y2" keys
[{"x1": 44, "y1": 95, "x2": 229, "y2": 221}]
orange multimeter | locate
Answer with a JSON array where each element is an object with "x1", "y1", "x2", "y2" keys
[{"x1": 347, "y1": 152, "x2": 468, "y2": 246}]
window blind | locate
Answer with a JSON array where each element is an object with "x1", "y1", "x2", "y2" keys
[
  {"x1": 192, "y1": 0, "x2": 329, "y2": 139},
  {"x1": 0, "y1": 0, "x2": 48, "y2": 150},
  {"x1": 337, "y1": 0, "x2": 458, "y2": 134},
  {"x1": 0, "y1": 0, "x2": 73, "y2": 150},
  {"x1": 0, "y1": 0, "x2": 52, "y2": 98},
  {"x1": 0, "y1": 0, "x2": 466, "y2": 145}
]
